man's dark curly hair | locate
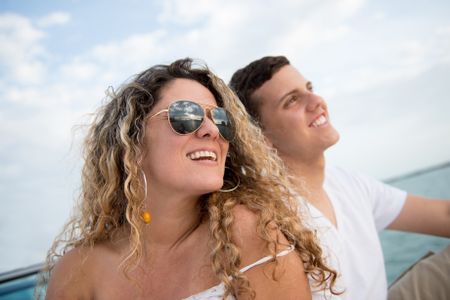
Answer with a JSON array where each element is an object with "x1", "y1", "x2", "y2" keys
[{"x1": 229, "y1": 56, "x2": 290, "y2": 123}]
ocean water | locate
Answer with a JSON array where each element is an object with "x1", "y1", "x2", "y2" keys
[{"x1": 380, "y1": 162, "x2": 450, "y2": 284}]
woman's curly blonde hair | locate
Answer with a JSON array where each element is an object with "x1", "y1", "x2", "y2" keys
[{"x1": 40, "y1": 58, "x2": 338, "y2": 299}]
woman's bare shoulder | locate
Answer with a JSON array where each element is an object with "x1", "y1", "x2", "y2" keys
[
  {"x1": 230, "y1": 204, "x2": 258, "y2": 235},
  {"x1": 230, "y1": 204, "x2": 279, "y2": 248},
  {"x1": 45, "y1": 246, "x2": 94, "y2": 299},
  {"x1": 229, "y1": 205, "x2": 277, "y2": 264},
  {"x1": 230, "y1": 205, "x2": 311, "y2": 299},
  {"x1": 46, "y1": 242, "x2": 120, "y2": 299}
]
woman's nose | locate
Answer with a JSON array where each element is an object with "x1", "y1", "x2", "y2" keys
[{"x1": 195, "y1": 113, "x2": 220, "y2": 140}]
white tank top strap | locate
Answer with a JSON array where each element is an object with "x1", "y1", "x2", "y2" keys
[
  {"x1": 183, "y1": 245, "x2": 296, "y2": 300},
  {"x1": 239, "y1": 244, "x2": 295, "y2": 273}
]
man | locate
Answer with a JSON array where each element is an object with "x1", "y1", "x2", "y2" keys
[{"x1": 229, "y1": 56, "x2": 450, "y2": 300}]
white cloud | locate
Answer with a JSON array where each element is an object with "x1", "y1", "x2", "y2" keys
[
  {"x1": 0, "y1": 13, "x2": 47, "y2": 84},
  {"x1": 433, "y1": 26, "x2": 450, "y2": 63},
  {"x1": 37, "y1": 11, "x2": 71, "y2": 28},
  {"x1": 327, "y1": 62, "x2": 450, "y2": 178},
  {"x1": 146, "y1": 0, "x2": 369, "y2": 80},
  {"x1": 60, "y1": 60, "x2": 99, "y2": 81},
  {"x1": 371, "y1": 11, "x2": 386, "y2": 21},
  {"x1": 0, "y1": 11, "x2": 71, "y2": 85},
  {"x1": 270, "y1": 0, "x2": 364, "y2": 51},
  {"x1": 158, "y1": 0, "x2": 218, "y2": 25},
  {"x1": 305, "y1": 17, "x2": 450, "y2": 101},
  {"x1": 12, "y1": 60, "x2": 47, "y2": 84},
  {"x1": 90, "y1": 31, "x2": 167, "y2": 66}
]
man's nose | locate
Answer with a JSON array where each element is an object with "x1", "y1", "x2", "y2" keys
[{"x1": 306, "y1": 93, "x2": 325, "y2": 112}]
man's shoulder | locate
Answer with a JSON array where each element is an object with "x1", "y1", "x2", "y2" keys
[
  {"x1": 325, "y1": 164, "x2": 362, "y2": 176},
  {"x1": 326, "y1": 164, "x2": 383, "y2": 185},
  {"x1": 325, "y1": 165, "x2": 363, "y2": 185},
  {"x1": 325, "y1": 164, "x2": 345, "y2": 176},
  {"x1": 324, "y1": 165, "x2": 381, "y2": 201}
]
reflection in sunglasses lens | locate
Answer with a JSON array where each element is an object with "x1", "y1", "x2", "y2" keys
[
  {"x1": 212, "y1": 108, "x2": 234, "y2": 141},
  {"x1": 169, "y1": 101, "x2": 203, "y2": 134}
]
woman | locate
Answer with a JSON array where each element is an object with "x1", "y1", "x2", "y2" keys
[{"x1": 43, "y1": 58, "x2": 336, "y2": 299}]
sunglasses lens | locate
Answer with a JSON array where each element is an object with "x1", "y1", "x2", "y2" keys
[
  {"x1": 212, "y1": 108, "x2": 234, "y2": 141},
  {"x1": 168, "y1": 101, "x2": 204, "y2": 134}
]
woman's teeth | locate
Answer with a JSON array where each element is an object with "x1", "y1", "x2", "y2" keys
[{"x1": 188, "y1": 150, "x2": 217, "y2": 161}]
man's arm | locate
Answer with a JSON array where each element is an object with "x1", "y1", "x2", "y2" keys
[{"x1": 387, "y1": 194, "x2": 450, "y2": 237}]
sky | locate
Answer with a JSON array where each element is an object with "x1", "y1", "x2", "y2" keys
[{"x1": 1, "y1": 0, "x2": 450, "y2": 271}]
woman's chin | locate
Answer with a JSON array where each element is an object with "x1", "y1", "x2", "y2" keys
[{"x1": 192, "y1": 180, "x2": 224, "y2": 195}]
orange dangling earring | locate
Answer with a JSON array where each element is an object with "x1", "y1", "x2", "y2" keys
[
  {"x1": 140, "y1": 169, "x2": 151, "y2": 224},
  {"x1": 141, "y1": 210, "x2": 151, "y2": 224}
]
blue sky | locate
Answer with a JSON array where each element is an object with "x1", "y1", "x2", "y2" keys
[{"x1": 1, "y1": 0, "x2": 450, "y2": 271}]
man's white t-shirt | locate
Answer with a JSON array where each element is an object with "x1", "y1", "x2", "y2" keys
[{"x1": 305, "y1": 166, "x2": 407, "y2": 300}]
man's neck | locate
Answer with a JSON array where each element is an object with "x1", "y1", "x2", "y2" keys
[
  {"x1": 282, "y1": 153, "x2": 338, "y2": 227},
  {"x1": 282, "y1": 153, "x2": 326, "y2": 193}
]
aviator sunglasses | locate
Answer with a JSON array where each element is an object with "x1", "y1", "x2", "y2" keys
[{"x1": 148, "y1": 100, "x2": 234, "y2": 141}]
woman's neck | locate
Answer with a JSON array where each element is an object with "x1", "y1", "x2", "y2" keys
[{"x1": 143, "y1": 191, "x2": 205, "y2": 250}]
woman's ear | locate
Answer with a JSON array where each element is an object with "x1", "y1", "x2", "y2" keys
[
  {"x1": 263, "y1": 135, "x2": 274, "y2": 148},
  {"x1": 137, "y1": 155, "x2": 143, "y2": 167}
]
